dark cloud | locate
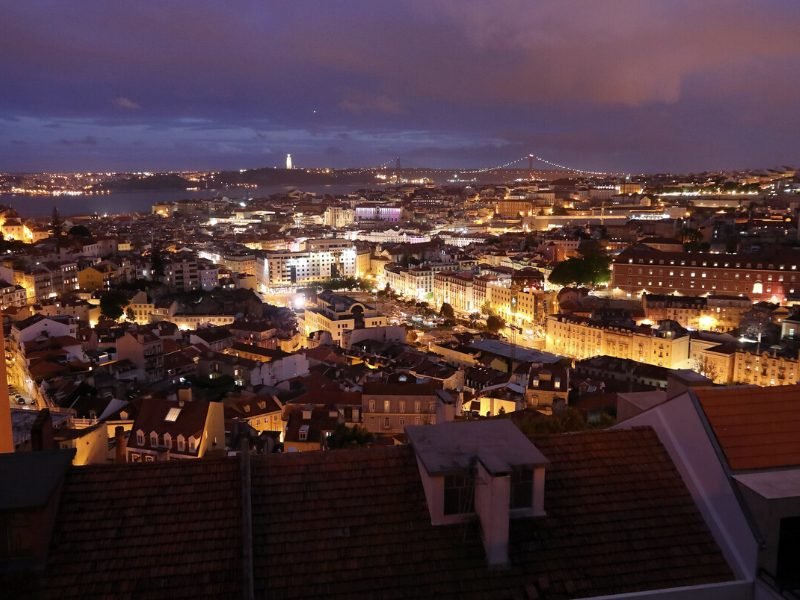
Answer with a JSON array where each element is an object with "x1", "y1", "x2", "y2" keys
[
  {"x1": 1, "y1": 0, "x2": 799, "y2": 172},
  {"x1": 58, "y1": 135, "x2": 99, "y2": 146}
]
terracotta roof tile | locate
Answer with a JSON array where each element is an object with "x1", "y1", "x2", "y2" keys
[
  {"x1": 251, "y1": 428, "x2": 732, "y2": 599},
  {"x1": 694, "y1": 385, "x2": 800, "y2": 470},
  {"x1": 42, "y1": 459, "x2": 242, "y2": 600},
  {"x1": 21, "y1": 427, "x2": 732, "y2": 600}
]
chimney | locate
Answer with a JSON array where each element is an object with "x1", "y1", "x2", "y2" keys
[
  {"x1": 474, "y1": 451, "x2": 511, "y2": 567},
  {"x1": 31, "y1": 409, "x2": 54, "y2": 451},
  {"x1": 435, "y1": 389, "x2": 456, "y2": 424},
  {"x1": 407, "y1": 420, "x2": 549, "y2": 569},
  {"x1": 177, "y1": 386, "x2": 192, "y2": 406},
  {"x1": 115, "y1": 426, "x2": 127, "y2": 463}
]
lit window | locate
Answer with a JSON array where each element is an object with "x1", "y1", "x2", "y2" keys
[{"x1": 165, "y1": 407, "x2": 181, "y2": 422}]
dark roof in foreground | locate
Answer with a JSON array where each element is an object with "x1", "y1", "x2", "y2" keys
[
  {"x1": 16, "y1": 427, "x2": 731, "y2": 600},
  {"x1": 252, "y1": 429, "x2": 732, "y2": 599},
  {"x1": 42, "y1": 459, "x2": 243, "y2": 600}
]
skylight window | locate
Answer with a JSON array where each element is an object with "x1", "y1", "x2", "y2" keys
[{"x1": 165, "y1": 407, "x2": 182, "y2": 422}]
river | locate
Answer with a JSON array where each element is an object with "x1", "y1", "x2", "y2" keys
[{"x1": 0, "y1": 183, "x2": 371, "y2": 218}]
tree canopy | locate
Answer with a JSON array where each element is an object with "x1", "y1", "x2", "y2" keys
[
  {"x1": 99, "y1": 290, "x2": 128, "y2": 320},
  {"x1": 327, "y1": 424, "x2": 374, "y2": 449},
  {"x1": 486, "y1": 314, "x2": 506, "y2": 333},
  {"x1": 548, "y1": 242, "x2": 611, "y2": 287},
  {"x1": 439, "y1": 302, "x2": 455, "y2": 319}
]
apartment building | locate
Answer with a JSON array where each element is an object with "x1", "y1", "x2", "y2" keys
[
  {"x1": 433, "y1": 271, "x2": 475, "y2": 314},
  {"x1": 256, "y1": 239, "x2": 357, "y2": 290},
  {"x1": 361, "y1": 381, "x2": 439, "y2": 434},
  {"x1": 643, "y1": 293, "x2": 750, "y2": 332},
  {"x1": 302, "y1": 291, "x2": 387, "y2": 346},
  {"x1": 545, "y1": 314, "x2": 690, "y2": 369},
  {"x1": 613, "y1": 245, "x2": 800, "y2": 302}
]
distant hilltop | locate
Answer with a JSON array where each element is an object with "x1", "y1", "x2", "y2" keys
[{"x1": 96, "y1": 168, "x2": 385, "y2": 192}]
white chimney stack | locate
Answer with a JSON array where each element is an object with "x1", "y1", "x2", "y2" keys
[{"x1": 474, "y1": 451, "x2": 512, "y2": 567}]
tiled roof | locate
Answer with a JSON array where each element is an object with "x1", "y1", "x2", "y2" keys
[
  {"x1": 252, "y1": 428, "x2": 732, "y2": 599},
  {"x1": 20, "y1": 427, "x2": 732, "y2": 600},
  {"x1": 694, "y1": 385, "x2": 800, "y2": 470},
  {"x1": 42, "y1": 459, "x2": 242, "y2": 600},
  {"x1": 127, "y1": 396, "x2": 210, "y2": 455},
  {"x1": 362, "y1": 381, "x2": 438, "y2": 396}
]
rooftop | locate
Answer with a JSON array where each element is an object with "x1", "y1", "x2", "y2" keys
[
  {"x1": 694, "y1": 385, "x2": 800, "y2": 471},
  {"x1": 407, "y1": 419, "x2": 549, "y2": 476},
  {"x1": 7, "y1": 427, "x2": 735, "y2": 599}
]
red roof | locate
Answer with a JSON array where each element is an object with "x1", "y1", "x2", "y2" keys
[{"x1": 695, "y1": 385, "x2": 800, "y2": 470}]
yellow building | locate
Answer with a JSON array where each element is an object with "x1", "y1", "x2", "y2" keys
[
  {"x1": 78, "y1": 264, "x2": 115, "y2": 291},
  {"x1": 432, "y1": 272, "x2": 474, "y2": 314},
  {"x1": 545, "y1": 315, "x2": 690, "y2": 369},
  {"x1": 732, "y1": 351, "x2": 799, "y2": 386}
]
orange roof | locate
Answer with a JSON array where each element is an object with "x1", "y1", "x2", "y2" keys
[{"x1": 694, "y1": 385, "x2": 800, "y2": 471}]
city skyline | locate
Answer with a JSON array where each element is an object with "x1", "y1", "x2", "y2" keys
[{"x1": 2, "y1": 0, "x2": 800, "y2": 173}]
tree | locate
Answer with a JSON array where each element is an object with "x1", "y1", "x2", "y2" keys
[
  {"x1": 486, "y1": 314, "x2": 506, "y2": 333},
  {"x1": 125, "y1": 307, "x2": 136, "y2": 322},
  {"x1": 150, "y1": 244, "x2": 165, "y2": 279},
  {"x1": 68, "y1": 224, "x2": 92, "y2": 238},
  {"x1": 327, "y1": 424, "x2": 374, "y2": 449},
  {"x1": 99, "y1": 291, "x2": 127, "y2": 320},
  {"x1": 50, "y1": 206, "x2": 63, "y2": 247},
  {"x1": 440, "y1": 302, "x2": 455, "y2": 320},
  {"x1": 547, "y1": 244, "x2": 611, "y2": 287}
]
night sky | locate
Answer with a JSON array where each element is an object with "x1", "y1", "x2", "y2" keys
[{"x1": 2, "y1": 0, "x2": 799, "y2": 173}]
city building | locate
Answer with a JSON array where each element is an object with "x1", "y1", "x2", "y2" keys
[
  {"x1": 545, "y1": 314, "x2": 691, "y2": 369},
  {"x1": 302, "y1": 290, "x2": 387, "y2": 347},
  {"x1": 361, "y1": 380, "x2": 439, "y2": 434},
  {"x1": 613, "y1": 245, "x2": 800, "y2": 303},
  {"x1": 126, "y1": 391, "x2": 225, "y2": 461},
  {"x1": 256, "y1": 239, "x2": 357, "y2": 291}
]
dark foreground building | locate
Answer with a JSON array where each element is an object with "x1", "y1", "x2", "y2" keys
[{"x1": 1, "y1": 422, "x2": 734, "y2": 599}]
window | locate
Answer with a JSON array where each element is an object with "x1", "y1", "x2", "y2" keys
[
  {"x1": 511, "y1": 467, "x2": 534, "y2": 509},
  {"x1": 177, "y1": 435, "x2": 185, "y2": 451},
  {"x1": 163, "y1": 433, "x2": 172, "y2": 449},
  {"x1": 383, "y1": 400, "x2": 391, "y2": 413},
  {"x1": 444, "y1": 473, "x2": 475, "y2": 515},
  {"x1": 144, "y1": 455, "x2": 155, "y2": 463},
  {"x1": 136, "y1": 430, "x2": 144, "y2": 446},
  {"x1": 414, "y1": 400, "x2": 421, "y2": 413},
  {"x1": 399, "y1": 400, "x2": 406, "y2": 413},
  {"x1": 188, "y1": 437, "x2": 197, "y2": 452},
  {"x1": 165, "y1": 407, "x2": 181, "y2": 422},
  {"x1": 399, "y1": 416, "x2": 405, "y2": 427},
  {"x1": 298, "y1": 425, "x2": 309, "y2": 441},
  {"x1": 150, "y1": 432, "x2": 158, "y2": 447},
  {"x1": 368, "y1": 399, "x2": 375, "y2": 412}
]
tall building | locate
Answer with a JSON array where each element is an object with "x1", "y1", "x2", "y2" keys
[{"x1": 286, "y1": 153, "x2": 293, "y2": 170}]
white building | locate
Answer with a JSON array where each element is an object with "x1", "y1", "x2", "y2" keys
[
  {"x1": 256, "y1": 239, "x2": 357, "y2": 291},
  {"x1": 302, "y1": 290, "x2": 387, "y2": 346}
]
